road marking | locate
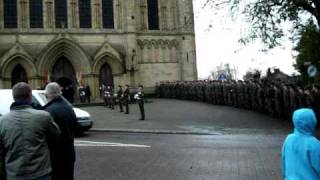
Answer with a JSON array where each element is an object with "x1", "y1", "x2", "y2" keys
[{"x1": 75, "y1": 140, "x2": 151, "y2": 148}]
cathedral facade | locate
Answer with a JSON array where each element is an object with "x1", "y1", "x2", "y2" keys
[{"x1": 0, "y1": 0, "x2": 197, "y2": 98}]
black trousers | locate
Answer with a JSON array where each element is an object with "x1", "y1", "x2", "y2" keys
[
  {"x1": 85, "y1": 96, "x2": 90, "y2": 103},
  {"x1": 118, "y1": 98, "x2": 123, "y2": 112},
  {"x1": 124, "y1": 100, "x2": 129, "y2": 114},
  {"x1": 138, "y1": 101, "x2": 145, "y2": 120}
]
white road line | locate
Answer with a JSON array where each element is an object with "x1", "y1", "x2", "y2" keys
[{"x1": 75, "y1": 140, "x2": 151, "y2": 148}]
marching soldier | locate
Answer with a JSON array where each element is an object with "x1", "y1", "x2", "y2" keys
[
  {"x1": 117, "y1": 85, "x2": 124, "y2": 112},
  {"x1": 135, "y1": 85, "x2": 145, "y2": 120},
  {"x1": 103, "y1": 86, "x2": 111, "y2": 107},
  {"x1": 108, "y1": 86, "x2": 115, "y2": 109},
  {"x1": 123, "y1": 84, "x2": 130, "y2": 114}
]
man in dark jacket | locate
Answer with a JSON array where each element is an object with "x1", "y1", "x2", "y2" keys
[
  {"x1": 84, "y1": 83, "x2": 91, "y2": 103},
  {"x1": 43, "y1": 82, "x2": 77, "y2": 180}
]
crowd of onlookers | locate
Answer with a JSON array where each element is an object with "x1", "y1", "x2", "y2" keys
[
  {"x1": 0, "y1": 82, "x2": 76, "y2": 180},
  {"x1": 156, "y1": 80, "x2": 320, "y2": 120}
]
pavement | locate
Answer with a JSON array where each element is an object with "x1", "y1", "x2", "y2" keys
[{"x1": 80, "y1": 98, "x2": 293, "y2": 135}]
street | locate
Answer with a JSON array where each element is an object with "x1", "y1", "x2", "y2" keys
[
  {"x1": 74, "y1": 99, "x2": 292, "y2": 180},
  {"x1": 75, "y1": 132, "x2": 284, "y2": 180}
]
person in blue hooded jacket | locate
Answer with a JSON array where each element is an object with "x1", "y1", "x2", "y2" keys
[{"x1": 282, "y1": 108, "x2": 320, "y2": 179}]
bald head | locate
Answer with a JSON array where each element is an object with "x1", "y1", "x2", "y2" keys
[
  {"x1": 12, "y1": 82, "x2": 32, "y2": 102},
  {"x1": 45, "y1": 82, "x2": 62, "y2": 100}
]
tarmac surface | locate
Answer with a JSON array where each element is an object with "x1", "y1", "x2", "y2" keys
[
  {"x1": 81, "y1": 98, "x2": 292, "y2": 135},
  {"x1": 72, "y1": 99, "x2": 297, "y2": 180}
]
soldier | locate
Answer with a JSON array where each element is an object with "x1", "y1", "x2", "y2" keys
[
  {"x1": 123, "y1": 85, "x2": 130, "y2": 114},
  {"x1": 274, "y1": 84, "x2": 282, "y2": 118},
  {"x1": 134, "y1": 85, "x2": 145, "y2": 120},
  {"x1": 237, "y1": 81, "x2": 244, "y2": 108},
  {"x1": 311, "y1": 85, "x2": 320, "y2": 120},
  {"x1": 257, "y1": 82, "x2": 265, "y2": 113},
  {"x1": 282, "y1": 84, "x2": 290, "y2": 120},
  {"x1": 289, "y1": 85, "x2": 297, "y2": 117},
  {"x1": 108, "y1": 86, "x2": 115, "y2": 109},
  {"x1": 304, "y1": 87, "x2": 313, "y2": 108},
  {"x1": 103, "y1": 86, "x2": 111, "y2": 107},
  {"x1": 117, "y1": 85, "x2": 124, "y2": 112},
  {"x1": 295, "y1": 86, "x2": 304, "y2": 109}
]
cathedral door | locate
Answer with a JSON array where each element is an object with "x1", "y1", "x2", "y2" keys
[
  {"x1": 51, "y1": 56, "x2": 77, "y2": 102},
  {"x1": 11, "y1": 64, "x2": 28, "y2": 87},
  {"x1": 100, "y1": 63, "x2": 114, "y2": 88}
]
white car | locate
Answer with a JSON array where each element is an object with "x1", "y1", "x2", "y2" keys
[{"x1": 0, "y1": 89, "x2": 93, "y2": 134}]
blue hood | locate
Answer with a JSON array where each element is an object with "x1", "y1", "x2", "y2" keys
[{"x1": 293, "y1": 108, "x2": 316, "y2": 135}]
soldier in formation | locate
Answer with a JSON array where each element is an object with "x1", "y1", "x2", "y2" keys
[{"x1": 157, "y1": 80, "x2": 320, "y2": 121}]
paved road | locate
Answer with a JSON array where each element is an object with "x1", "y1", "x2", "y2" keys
[
  {"x1": 74, "y1": 132, "x2": 284, "y2": 180},
  {"x1": 82, "y1": 99, "x2": 291, "y2": 134},
  {"x1": 74, "y1": 99, "x2": 298, "y2": 179}
]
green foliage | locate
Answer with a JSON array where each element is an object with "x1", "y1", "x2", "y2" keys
[
  {"x1": 295, "y1": 22, "x2": 320, "y2": 83},
  {"x1": 203, "y1": 0, "x2": 319, "y2": 49}
]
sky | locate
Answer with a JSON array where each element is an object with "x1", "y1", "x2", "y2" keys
[{"x1": 193, "y1": 0, "x2": 297, "y2": 79}]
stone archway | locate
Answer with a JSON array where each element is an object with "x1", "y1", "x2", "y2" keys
[
  {"x1": 11, "y1": 64, "x2": 28, "y2": 87},
  {"x1": 38, "y1": 38, "x2": 92, "y2": 78},
  {"x1": 51, "y1": 56, "x2": 77, "y2": 103},
  {"x1": 100, "y1": 63, "x2": 114, "y2": 88},
  {"x1": 0, "y1": 55, "x2": 37, "y2": 88}
]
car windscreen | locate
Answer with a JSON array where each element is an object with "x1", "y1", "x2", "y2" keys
[
  {"x1": 0, "y1": 91, "x2": 14, "y2": 116},
  {"x1": 36, "y1": 92, "x2": 48, "y2": 105}
]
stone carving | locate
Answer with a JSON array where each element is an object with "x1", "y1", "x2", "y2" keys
[{"x1": 137, "y1": 39, "x2": 179, "y2": 63}]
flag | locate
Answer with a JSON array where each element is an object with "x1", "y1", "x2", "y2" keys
[
  {"x1": 44, "y1": 69, "x2": 50, "y2": 84},
  {"x1": 77, "y1": 72, "x2": 84, "y2": 86}
]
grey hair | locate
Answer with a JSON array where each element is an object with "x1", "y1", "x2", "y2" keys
[
  {"x1": 12, "y1": 82, "x2": 32, "y2": 101},
  {"x1": 45, "y1": 82, "x2": 62, "y2": 97}
]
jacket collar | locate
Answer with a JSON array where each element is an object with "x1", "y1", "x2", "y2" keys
[
  {"x1": 44, "y1": 96, "x2": 63, "y2": 108},
  {"x1": 10, "y1": 100, "x2": 32, "y2": 110}
]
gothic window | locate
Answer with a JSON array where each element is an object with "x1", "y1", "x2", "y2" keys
[
  {"x1": 79, "y1": 0, "x2": 92, "y2": 28},
  {"x1": 55, "y1": 0, "x2": 68, "y2": 28},
  {"x1": 102, "y1": 0, "x2": 114, "y2": 28},
  {"x1": 30, "y1": 0, "x2": 43, "y2": 28},
  {"x1": 147, "y1": 0, "x2": 159, "y2": 30},
  {"x1": 4, "y1": 0, "x2": 17, "y2": 28},
  {"x1": 11, "y1": 64, "x2": 28, "y2": 87}
]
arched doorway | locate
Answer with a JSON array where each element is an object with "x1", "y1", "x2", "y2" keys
[
  {"x1": 11, "y1": 64, "x2": 28, "y2": 87},
  {"x1": 100, "y1": 63, "x2": 114, "y2": 88},
  {"x1": 51, "y1": 56, "x2": 77, "y2": 103}
]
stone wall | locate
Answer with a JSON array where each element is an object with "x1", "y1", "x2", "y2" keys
[{"x1": 0, "y1": 0, "x2": 197, "y2": 97}]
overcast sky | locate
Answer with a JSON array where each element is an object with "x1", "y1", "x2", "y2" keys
[{"x1": 193, "y1": 0, "x2": 297, "y2": 79}]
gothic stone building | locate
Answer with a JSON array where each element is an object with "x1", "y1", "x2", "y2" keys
[{"x1": 0, "y1": 0, "x2": 197, "y2": 99}]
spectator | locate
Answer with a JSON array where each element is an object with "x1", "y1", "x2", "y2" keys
[
  {"x1": 85, "y1": 83, "x2": 91, "y2": 103},
  {"x1": 0, "y1": 82, "x2": 60, "y2": 180},
  {"x1": 79, "y1": 85, "x2": 86, "y2": 103},
  {"x1": 282, "y1": 108, "x2": 320, "y2": 179},
  {"x1": 43, "y1": 82, "x2": 78, "y2": 180}
]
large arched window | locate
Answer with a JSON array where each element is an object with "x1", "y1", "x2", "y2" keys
[
  {"x1": 4, "y1": 0, "x2": 17, "y2": 28},
  {"x1": 102, "y1": 0, "x2": 114, "y2": 29},
  {"x1": 55, "y1": 0, "x2": 68, "y2": 28},
  {"x1": 30, "y1": 0, "x2": 43, "y2": 28},
  {"x1": 147, "y1": 0, "x2": 159, "y2": 30},
  {"x1": 79, "y1": 0, "x2": 91, "y2": 28},
  {"x1": 11, "y1": 64, "x2": 28, "y2": 87}
]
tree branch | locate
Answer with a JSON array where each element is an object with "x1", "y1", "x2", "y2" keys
[{"x1": 291, "y1": 0, "x2": 316, "y2": 16}]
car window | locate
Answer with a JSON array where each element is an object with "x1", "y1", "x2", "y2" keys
[
  {"x1": 37, "y1": 93, "x2": 48, "y2": 105},
  {"x1": 0, "y1": 91, "x2": 14, "y2": 116}
]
